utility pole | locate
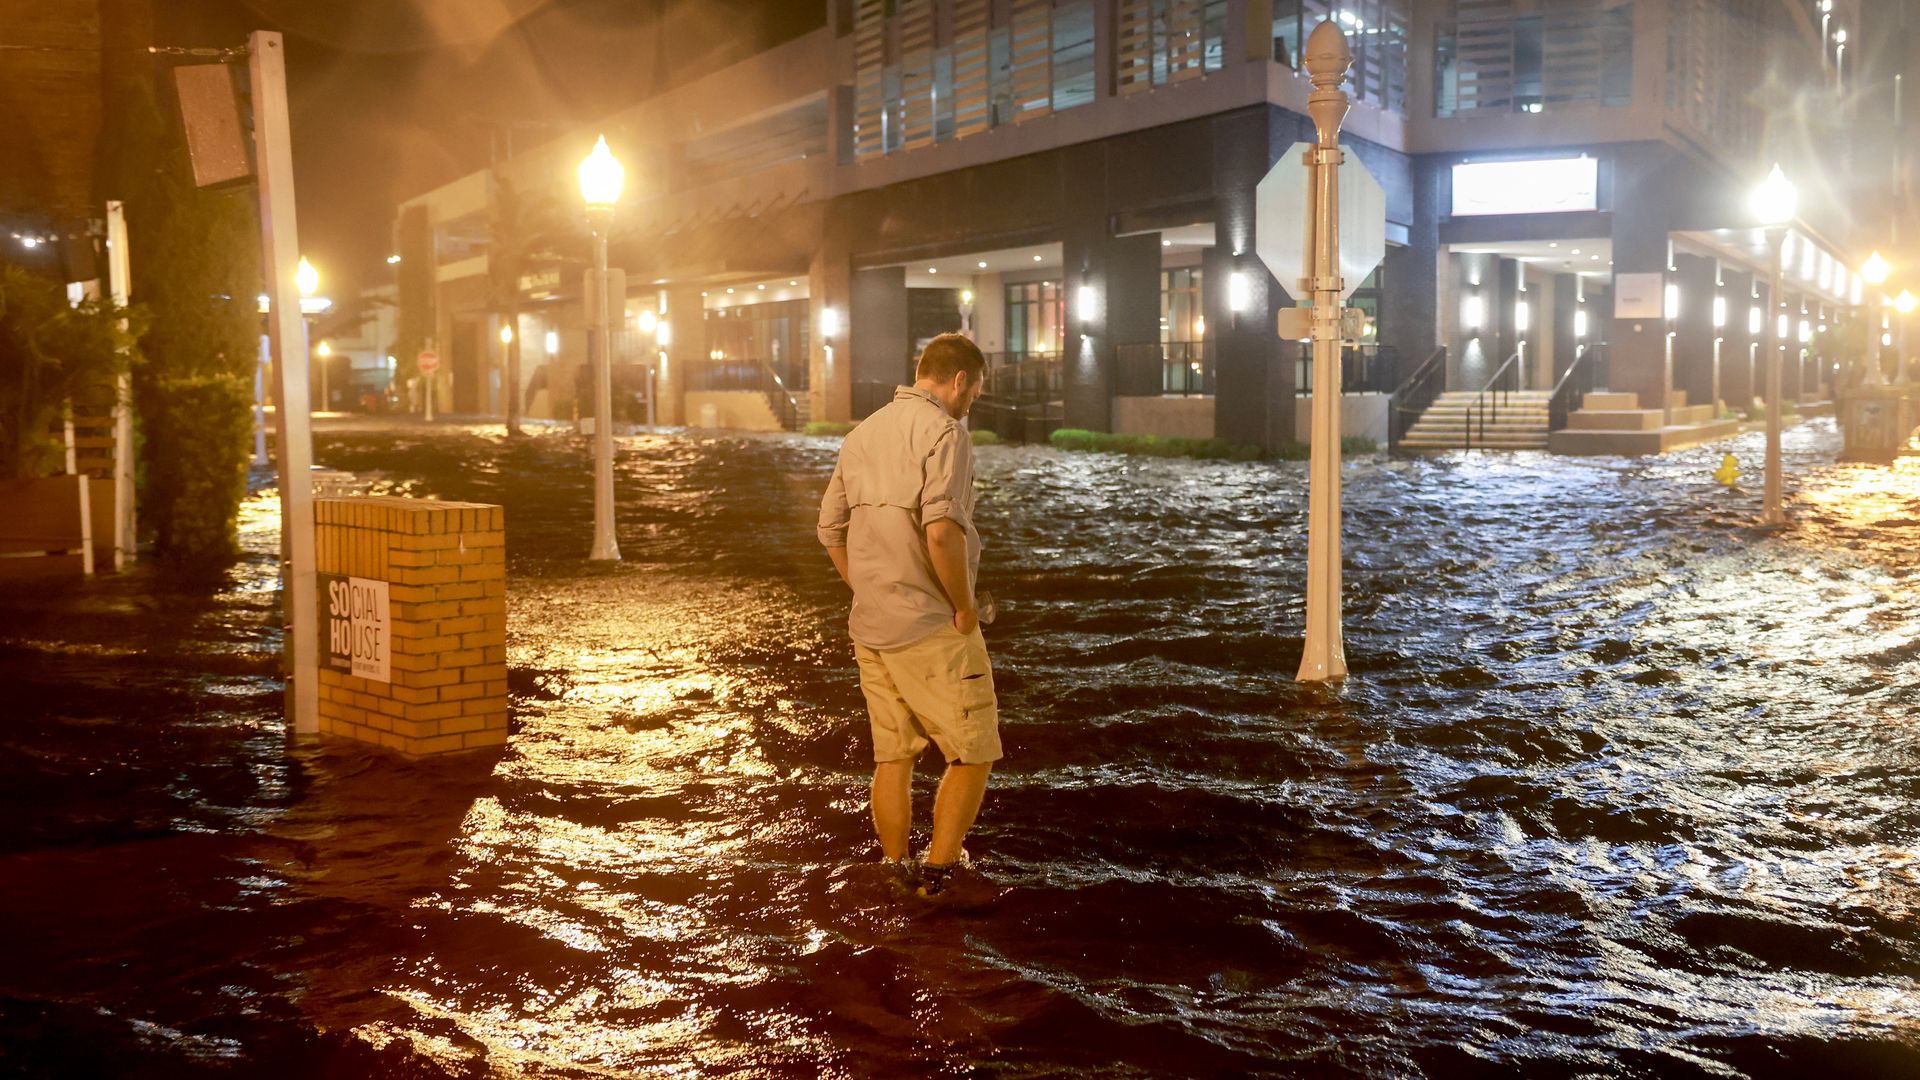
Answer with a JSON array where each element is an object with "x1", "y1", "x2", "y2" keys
[{"x1": 250, "y1": 31, "x2": 319, "y2": 734}]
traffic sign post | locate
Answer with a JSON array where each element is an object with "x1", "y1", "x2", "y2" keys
[
  {"x1": 1253, "y1": 20, "x2": 1381, "y2": 685},
  {"x1": 417, "y1": 348, "x2": 440, "y2": 421}
]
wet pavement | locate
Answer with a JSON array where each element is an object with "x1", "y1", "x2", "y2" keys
[{"x1": 1, "y1": 415, "x2": 1917, "y2": 1078}]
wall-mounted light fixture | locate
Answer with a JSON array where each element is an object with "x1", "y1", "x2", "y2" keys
[
  {"x1": 1712, "y1": 295, "x2": 1727, "y2": 329},
  {"x1": 1664, "y1": 284, "x2": 1680, "y2": 320},
  {"x1": 1749, "y1": 306, "x2": 1762, "y2": 335},
  {"x1": 656, "y1": 320, "x2": 671, "y2": 347},
  {"x1": 1777, "y1": 313, "x2": 1790, "y2": 339},
  {"x1": 636, "y1": 309, "x2": 657, "y2": 335},
  {"x1": 1228, "y1": 271, "x2": 1251, "y2": 314},
  {"x1": 1798, "y1": 319, "x2": 1812, "y2": 343},
  {"x1": 498, "y1": 324, "x2": 513, "y2": 346},
  {"x1": 820, "y1": 307, "x2": 841, "y2": 338},
  {"x1": 1463, "y1": 293, "x2": 1485, "y2": 332},
  {"x1": 1515, "y1": 300, "x2": 1530, "y2": 333},
  {"x1": 1574, "y1": 308, "x2": 1589, "y2": 339},
  {"x1": 1076, "y1": 284, "x2": 1097, "y2": 325}
]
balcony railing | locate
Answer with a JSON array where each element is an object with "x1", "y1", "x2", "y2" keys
[{"x1": 981, "y1": 352, "x2": 1064, "y2": 405}]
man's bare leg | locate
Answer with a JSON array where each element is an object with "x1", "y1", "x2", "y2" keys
[
  {"x1": 926, "y1": 762, "x2": 991, "y2": 866},
  {"x1": 871, "y1": 757, "x2": 915, "y2": 861}
]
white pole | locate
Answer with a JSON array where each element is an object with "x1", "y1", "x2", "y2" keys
[
  {"x1": 1297, "y1": 20, "x2": 1352, "y2": 684},
  {"x1": 250, "y1": 30, "x2": 320, "y2": 736},
  {"x1": 1762, "y1": 228, "x2": 1785, "y2": 526},
  {"x1": 106, "y1": 200, "x2": 135, "y2": 568},
  {"x1": 253, "y1": 337, "x2": 270, "y2": 466},
  {"x1": 588, "y1": 218, "x2": 621, "y2": 561}
]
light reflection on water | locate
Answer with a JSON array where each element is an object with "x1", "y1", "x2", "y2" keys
[{"x1": 0, "y1": 417, "x2": 1917, "y2": 1076}]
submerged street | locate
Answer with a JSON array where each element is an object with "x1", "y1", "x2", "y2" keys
[{"x1": 2, "y1": 419, "x2": 1918, "y2": 1078}]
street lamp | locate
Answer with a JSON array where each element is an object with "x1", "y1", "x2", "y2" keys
[
  {"x1": 578, "y1": 134, "x2": 623, "y2": 562},
  {"x1": 1751, "y1": 164, "x2": 1796, "y2": 526},
  {"x1": 297, "y1": 257, "x2": 326, "y2": 412}
]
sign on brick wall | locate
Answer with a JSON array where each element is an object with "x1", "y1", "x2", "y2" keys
[{"x1": 319, "y1": 572, "x2": 391, "y2": 682}]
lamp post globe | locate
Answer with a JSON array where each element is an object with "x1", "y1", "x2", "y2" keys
[
  {"x1": 1752, "y1": 165, "x2": 1796, "y2": 527},
  {"x1": 1862, "y1": 251, "x2": 1890, "y2": 287},
  {"x1": 579, "y1": 134, "x2": 624, "y2": 562}
]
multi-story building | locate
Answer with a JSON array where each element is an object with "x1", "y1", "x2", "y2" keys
[{"x1": 397, "y1": 0, "x2": 1887, "y2": 452}]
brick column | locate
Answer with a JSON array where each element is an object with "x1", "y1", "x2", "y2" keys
[{"x1": 314, "y1": 497, "x2": 508, "y2": 756}]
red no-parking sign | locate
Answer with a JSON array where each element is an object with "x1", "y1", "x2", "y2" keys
[{"x1": 416, "y1": 349, "x2": 440, "y2": 375}]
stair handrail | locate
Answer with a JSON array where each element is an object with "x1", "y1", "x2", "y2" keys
[
  {"x1": 1465, "y1": 351, "x2": 1523, "y2": 452},
  {"x1": 757, "y1": 358, "x2": 800, "y2": 431},
  {"x1": 1388, "y1": 345, "x2": 1447, "y2": 449},
  {"x1": 1547, "y1": 342, "x2": 1606, "y2": 432}
]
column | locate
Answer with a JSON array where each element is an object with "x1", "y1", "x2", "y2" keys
[
  {"x1": 661, "y1": 285, "x2": 703, "y2": 426},
  {"x1": 1671, "y1": 253, "x2": 1717, "y2": 412},
  {"x1": 1607, "y1": 145, "x2": 1674, "y2": 410},
  {"x1": 1720, "y1": 267, "x2": 1758, "y2": 411},
  {"x1": 810, "y1": 214, "x2": 854, "y2": 422},
  {"x1": 1107, "y1": 232, "x2": 1162, "y2": 397},
  {"x1": 849, "y1": 266, "x2": 908, "y2": 418}
]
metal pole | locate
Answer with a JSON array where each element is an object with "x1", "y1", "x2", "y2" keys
[
  {"x1": 249, "y1": 30, "x2": 320, "y2": 735},
  {"x1": 106, "y1": 200, "x2": 135, "y2": 568},
  {"x1": 1763, "y1": 227, "x2": 1786, "y2": 526},
  {"x1": 589, "y1": 215, "x2": 621, "y2": 561},
  {"x1": 1298, "y1": 21, "x2": 1351, "y2": 683},
  {"x1": 253, "y1": 341, "x2": 269, "y2": 467}
]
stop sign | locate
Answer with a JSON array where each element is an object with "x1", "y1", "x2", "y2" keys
[
  {"x1": 1254, "y1": 142, "x2": 1387, "y2": 302},
  {"x1": 416, "y1": 349, "x2": 440, "y2": 375}
]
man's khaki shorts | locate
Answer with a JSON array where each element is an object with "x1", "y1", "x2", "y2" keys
[{"x1": 854, "y1": 624, "x2": 1001, "y2": 765}]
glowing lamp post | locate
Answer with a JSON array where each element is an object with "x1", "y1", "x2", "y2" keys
[
  {"x1": 1751, "y1": 165, "x2": 1796, "y2": 527},
  {"x1": 296, "y1": 257, "x2": 328, "y2": 412},
  {"x1": 579, "y1": 135, "x2": 623, "y2": 562}
]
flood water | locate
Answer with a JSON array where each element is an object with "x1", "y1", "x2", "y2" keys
[{"x1": 2, "y1": 416, "x2": 1917, "y2": 1078}]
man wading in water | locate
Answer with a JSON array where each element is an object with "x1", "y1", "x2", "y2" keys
[{"x1": 817, "y1": 333, "x2": 999, "y2": 900}]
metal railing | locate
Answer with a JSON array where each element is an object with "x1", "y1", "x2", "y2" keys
[
  {"x1": 1548, "y1": 343, "x2": 1608, "y2": 432},
  {"x1": 1388, "y1": 346, "x2": 1447, "y2": 449},
  {"x1": 1295, "y1": 342, "x2": 1399, "y2": 396},
  {"x1": 981, "y1": 352, "x2": 1064, "y2": 405},
  {"x1": 1465, "y1": 351, "x2": 1523, "y2": 451},
  {"x1": 690, "y1": 358, "x2": 801, "y2": 430},
  {"x1": 1115, "y1": 341, "x2": 1211, "y2": 396}
]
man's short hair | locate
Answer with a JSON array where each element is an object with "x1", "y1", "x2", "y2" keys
[{"x1": 915, "y1": 332, "x2": 987, "y2": 385}]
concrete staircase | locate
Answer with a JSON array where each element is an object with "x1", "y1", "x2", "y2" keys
[
  {"x1": 1398, "y1": 390, "x2": 1552, "y2": 451},
  {"x1": 1548, "y1": 390, "x2": 1740, "y2": 455}
]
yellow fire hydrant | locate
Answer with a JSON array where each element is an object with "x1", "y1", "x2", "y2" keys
[{"x1": 1713, "y1": 453, "x2": 1740, "y2": 488}]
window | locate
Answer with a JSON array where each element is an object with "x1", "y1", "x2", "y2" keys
[
  {"x1": 1436, "y1": 1, "x2": 1633, "y2": 117},
  {"x1": 1160, "y1": 268, "x2": 1205, "y2": 345},
  {"x1": 1118, "y1": 0, "x2": 1230, "y2": 95},
  {"x1": 1273, "y1": 1, "x2": 1407, "y2": 114},
  {"x1": 1006, "y1": 280, "x2": 1066, "y2": 356},
  {"x1": 1051, "y1": 1, "x2": 1095, "y2": 111}
]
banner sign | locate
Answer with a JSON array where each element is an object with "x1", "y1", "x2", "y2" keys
[{"x1": 319, "y1": 572, "x2": 391, "y2": 682}]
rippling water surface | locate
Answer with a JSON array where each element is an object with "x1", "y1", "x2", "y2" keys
[{"x1": 2, "y1": 416, "x2": 1917, "y2": 1078}]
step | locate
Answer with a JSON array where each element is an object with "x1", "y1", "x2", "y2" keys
[
  {"x1": 1568, "y1": 409, "x2": 1664, "y2": 432},
  {"x1": 1582, "y1": 391, "x2": 1640, "y2": 410}
]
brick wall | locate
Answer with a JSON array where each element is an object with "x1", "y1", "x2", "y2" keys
[{"x1": 313, "y1": 497, "x2": 507, "y2": 756}]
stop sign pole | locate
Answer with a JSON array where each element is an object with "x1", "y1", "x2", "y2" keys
[
  {"x1": 1298, "y1": 22, "x2": 1353, "y2": 683},
  {"x1": 417, "y1": 348, "x2": 440, "y2": 422}
]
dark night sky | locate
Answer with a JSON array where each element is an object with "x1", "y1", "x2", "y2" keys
[{"x1": 152, "y1": 0, "x2": 823, "y2": 305}]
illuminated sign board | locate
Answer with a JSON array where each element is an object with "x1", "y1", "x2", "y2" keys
[{"x1": 1451, "y1": 157, "x2": 1599, "y2": 217}]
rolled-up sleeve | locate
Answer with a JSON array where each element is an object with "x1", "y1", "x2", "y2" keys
[
  {"x1": 918, "y1": 425, "x2": 969, "y2": 527},
  {"x1": 817, "y1": 461, "x2": 850, "y2": 547}
]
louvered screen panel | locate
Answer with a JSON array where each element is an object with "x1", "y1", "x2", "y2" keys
[
  {"x1": 1115, "y1": 0, "x2": 1154, "y2": 95},
  {"x1": 852, "y1": 0, "x2": 888, "y2": 160},
  {"x1": 1541, "y1": 10, "x2": 1605, "y2": 106},
  {"x1": 898, "y1": 0, "x2": 936, "y2": 149},
  {"x1": 1009, "y1": 0, "x2": 1052, "y2": 121},
  {"x1": 1164, "y1": 0, "x2": 1204, "y2": 85},
  {"x1": 951, "y1": 0, "x2": 991, "y2": 137},
  {"x1": 1451, "y1": 18, "x2": 1513, "y2": 114}
]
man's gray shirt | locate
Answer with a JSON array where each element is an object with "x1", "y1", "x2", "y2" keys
[{"x1": 817, "y1": 386, "x2": 980, "y2": 650}]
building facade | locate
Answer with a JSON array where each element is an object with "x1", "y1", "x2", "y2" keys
[{"x1": 397, "y1": 0, "x2": 1882, "y2": 451}]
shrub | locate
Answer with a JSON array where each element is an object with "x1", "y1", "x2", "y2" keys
[
  {"x1": 970, "y1": 428, "x2": 1000, "y2": 446},
  {"x1": 804, "y1": 420, "x2": 857, "y2": 437},
  {"x1": 105, "y1": 69, "x2": 261, "y2": 563},
  {"x1": 0, "y1": 267, "x2": 140, "y2": 479}
]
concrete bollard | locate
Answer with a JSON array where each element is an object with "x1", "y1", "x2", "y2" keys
[{"x1": 312, "y1": 497, "x2": 508, "y2": 755}]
